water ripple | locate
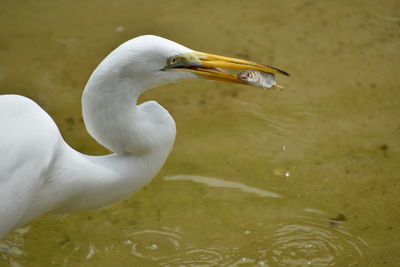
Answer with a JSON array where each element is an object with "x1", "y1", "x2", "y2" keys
[
  {"x1": 235, "y1": 215, "x2": 369, "y2": 266},
  {"x1": 121, "y1": 214, "x2": 368, "y2": 266},
  {"x1": 124, "y1": 227, "x2": 182, "y2": 261},
  {"x1": 161, "y1": 245, "x2": 230, "y2": 266}
]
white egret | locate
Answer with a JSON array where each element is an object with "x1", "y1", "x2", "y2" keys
[{"x1": 0, "y1": 35, "x2": 288, "y2": 237}]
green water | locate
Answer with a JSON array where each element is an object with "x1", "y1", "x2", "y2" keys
[{"x1": 1, "y1": 0, "x2": 399, "y2": 266}]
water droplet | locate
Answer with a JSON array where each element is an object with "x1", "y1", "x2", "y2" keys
[
  {"x1": 147, "y1": 243, "x2": 158, "y2": 250},
  {"x1": 228, "y1": 256, "x2": 256, "y2": 265},
  {"x1": 86, "y1": 245, "x2": 97, "y2": 259},
  {"x1": 14, "y1": 227, "x2": 30, "y2": 235},
  {"x1": 123, "y1": 240, "x2": 132, "y2": 246},
  {"x1": 257, "y1": 260, "x2": 268, "y2": 266},
  {"x1": 115, "y1": 26, "x2": 125, "y2": 32}
]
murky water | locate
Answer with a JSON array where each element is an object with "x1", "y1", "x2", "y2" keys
[{"x1": 1, "y1": 0, "x2": 399, "y2": 266}]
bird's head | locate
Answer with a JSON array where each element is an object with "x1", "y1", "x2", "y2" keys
[
  {"x1": 104, "y1": 35, "x2": 288, "y2": 94},
  {"x1": 83, "y1": 35, "x2": 289, "y2": 154}
]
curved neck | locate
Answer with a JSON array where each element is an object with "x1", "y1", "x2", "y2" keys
[
  {"x1": 82, "y1": 67, "x2": 138, "y2": 154},
  {"x1": 42, "y1": 45, "x2": 177, "y2": 215},
  {"x1": 22, "y1": 66, "x2": 177, "y2": 222},
  {"x1": 81, "y1": 50, "x2": 176, "y2": 155}
]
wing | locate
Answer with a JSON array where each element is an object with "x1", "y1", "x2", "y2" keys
[{"x1": 0, "y1": 95, "x2": 62, "y2": 237}]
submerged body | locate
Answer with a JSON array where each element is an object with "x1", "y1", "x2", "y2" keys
[{"x1": 0, "y1": 35, "x2": 288, "y2": 237}]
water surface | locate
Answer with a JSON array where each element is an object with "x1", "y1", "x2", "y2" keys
[{"x1": 1, "y1": 0, "x2": 399, "y2": 266}]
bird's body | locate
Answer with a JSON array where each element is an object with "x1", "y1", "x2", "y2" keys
[{"x1": 0, "y1": 35, "x2": 288, "y2": 237}]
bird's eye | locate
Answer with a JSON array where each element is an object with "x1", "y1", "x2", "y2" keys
[{"x1": 167, "y1": 56, "x2": 179, "y2": 65}]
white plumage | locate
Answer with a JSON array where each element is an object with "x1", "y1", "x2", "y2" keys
[{"x1": 0, "y1": 35, "x2": 287, "y2": 237}]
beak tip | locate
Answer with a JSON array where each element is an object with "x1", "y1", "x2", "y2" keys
[{"x1": 268, "y1": 65, "x2": 290, "y2": 76}]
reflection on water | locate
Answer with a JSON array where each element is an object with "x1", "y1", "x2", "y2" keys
[{"x1": 165, "y1": 174, "x2": 282, "y2": 198}]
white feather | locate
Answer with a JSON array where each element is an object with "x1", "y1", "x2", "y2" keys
[{"x1": 0, "y1": 35, "x2": 197, "y2": 237}]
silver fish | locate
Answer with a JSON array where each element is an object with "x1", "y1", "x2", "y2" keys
[{"x1": 237, "y1": 70, "x2": 282, "y2": 89}]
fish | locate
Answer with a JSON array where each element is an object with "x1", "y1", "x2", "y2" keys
[{"x1": 237, "y1": 70, "x2": 283, "y2": 89}]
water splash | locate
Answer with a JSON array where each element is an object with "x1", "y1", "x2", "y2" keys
[{"x1": 0, "y1": 227, "x2": 29, "y2": 266}]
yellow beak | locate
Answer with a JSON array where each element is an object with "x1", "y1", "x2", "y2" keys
[{"x1": 161, "y1": 51, "x2": 289, "y2": 87}]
